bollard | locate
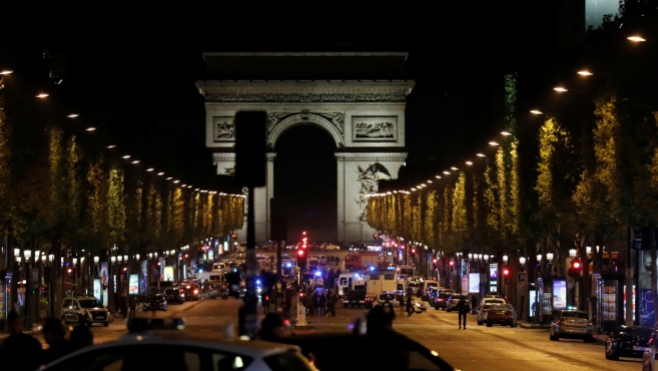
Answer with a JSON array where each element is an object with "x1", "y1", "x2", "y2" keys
[{"x1": 296, "y1": 294, "x2": 307, "y2": 326}]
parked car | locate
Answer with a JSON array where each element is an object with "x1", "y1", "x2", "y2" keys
[
  {"x1": 550, "y1": 309, "x2": 594, "y2": 342},
  {"x1": 40, "y1": 318, "x2": 317, "y2": 371},
  {"x1": 163, "y1": 287, "x2": 185, "y2": 304},
  {"x1": 478, "y1": 296, "x2": 507, "y2": 311},
  {"x1": 445, "y1": 294, "x2": 469, "y2": 312},
  {"x1": 420, "y1": 280, "x2": 439, "y2": 301},
  {"x1": 483, "y1": 303, "x2": 517, "y2": 327},
  {"x1": 375, "y1": 291, "x2": 405, "y2": 307},
  {"x1": 605, "y1": 325, "x2": 653, "y2": 360},
  {"x1": 142, "y1": 294, "x2": 167, "y2": 311},
  {"x1": 62, "y1": 295, "x2": 111, "y2": 327},
  {"x1": 477, "y1": 302, "x2": 500, "y2": 325},
  {"x1": 427, "y1": 287, "x2": 440, "y2": 307},
  {"x1": 642, "y1": 329, "x2": 658, "y2": 370},
  {"x1": 433, "y1": 289, "x2": 455, "y2": 310}
]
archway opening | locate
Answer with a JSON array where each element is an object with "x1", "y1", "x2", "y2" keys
[{"x1": 273, "y1": 124, "x2": 337, "y2": 244}]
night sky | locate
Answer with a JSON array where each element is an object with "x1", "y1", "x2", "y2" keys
[{"x1": 1, "y1": 3, "x2": 583, "y2": 241}]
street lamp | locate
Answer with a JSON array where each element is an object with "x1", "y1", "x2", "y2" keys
[
  {"x1": 569, "y1": 248, "x2": 577, "y2": 258},
  {"x1": 519, "y1": 256, "x2": 527, "y2": 267},
  {"x1": 502, "y1": 255, "x2": 509, "y2": 263}
]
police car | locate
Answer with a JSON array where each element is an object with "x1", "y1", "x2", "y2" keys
[{"x1": 40, "y1": 318, "x2": 318, "y2": 371}]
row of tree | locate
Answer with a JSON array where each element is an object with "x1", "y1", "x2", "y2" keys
[
  {"x1": 366, "y1": 1, "x2": 658, "y2": 280},
  {"x1": 0, "y1": 76, "x2": 244, "y2": 267}
]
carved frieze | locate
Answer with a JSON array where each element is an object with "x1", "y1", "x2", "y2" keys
[
  {"x1": 213, "y1": 117, "x2": 235, "y2": 142},
  {"x1": 352, "y1": 116, "x2": 397, "y2": 142},
  {"x1": 205, "y1": 92, "x2": 407, "y2": 103}
]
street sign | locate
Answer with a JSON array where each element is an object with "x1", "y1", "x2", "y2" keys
[{"x1": 64, "y1": 277, "x2": 73, "y2": 290}]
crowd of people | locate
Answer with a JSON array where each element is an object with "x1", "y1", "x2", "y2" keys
[{"x1": 0, "y1": 310, "x2": 94, "y2": 370}]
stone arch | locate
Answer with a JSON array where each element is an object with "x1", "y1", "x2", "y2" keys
[{"x1": 267, "y1": 113, "x2": 344, "y2": 149}]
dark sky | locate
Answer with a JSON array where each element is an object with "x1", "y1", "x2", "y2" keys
[{"x1": 0, "y1": 3, "x2": 580, "y2": 239}]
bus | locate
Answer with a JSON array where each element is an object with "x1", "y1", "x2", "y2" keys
[{"x1": 397, "y1": 265, "x2": 415, "y2": 279}]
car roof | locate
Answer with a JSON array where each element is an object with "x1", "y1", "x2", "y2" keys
[{"x1": 45, "y1": 332, "x2": 301, "y2": 367}]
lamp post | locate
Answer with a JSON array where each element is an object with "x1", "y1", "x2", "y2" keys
[
  {"x1": 23, "y1": 249, "x2": 33, "y2": 330},
  {"x1": 535, "y1": 253, "x2": 543, "y2": 324}
]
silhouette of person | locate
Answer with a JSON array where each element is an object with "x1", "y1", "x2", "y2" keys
[
  {"x1": 42, "y1": 317, "x2": 75, "y2": 364},
  {"x1": 0, "y1": 310, "x2": 44, "y2": 370}
]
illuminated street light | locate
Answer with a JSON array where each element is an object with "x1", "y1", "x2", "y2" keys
[
  {"x1": 146, "y1": 168, "x2": 154, "y2": 172},
  {"x1": 67, "y1": 113, "x2": 80, "y2": 118},
  {"x1": 85, "y1": 127, "x2": 96, "y2": 132},
  {"x1": 553, "y1": 86, "x2": 568, "y2": 93},
  {"x1": 628, "y1": 35, "x2": 646, "y2": 42},
  {"x1": 131, "y1": 160, "x2": 140, "y2": 164},
  {"x1": 488, "y1": 141, "x2": 499, "y2": 146},
  {"x1": 530, "y1": 109, "x2": 543, "y2": 115},
  {"x1": 443, "y1": 171, "x2": 450, "y2": 175},
  {"x1": 36, "y1": 93, "x2": 49, "y2": 98},
  {"x1": 122, "y1": 155, "x2": 131, "y2": 159},
  {"x1": 577, "y1": 70, "x2": 593, "y2": 76},
  {"x1": 501, "y1": 131, "x2": 511, "y2": 136},
  {"x1": 465, "y1": 161, "x2": 473, "y2": 166},
  {"x1": 157, "y1": 172, "x2": 165, "y2": 176},
  {"x1": 0, "y1": 70, "x2": 13, "y2": 75},
  {"x1": 450, "y1": 167, "x2": 458, "y2": 171},
  {"x1": 435, "y1": 175, "x2": 441, "y2": 179},
  {"x1": 106, "y1": 145, "x2": 116, "y2": 149},
  {"x1": 476, "y1": 153, "x2": 485, "y2": 157}
]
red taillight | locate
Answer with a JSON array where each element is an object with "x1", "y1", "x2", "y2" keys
[{"x1": 554, "y1": 321, "x2": 561, "y2": 325}]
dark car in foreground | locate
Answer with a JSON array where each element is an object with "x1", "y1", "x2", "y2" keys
[
  {"x1": 605, "y1": 325, "x2": 652, "y2": 361},
  {"x1": 280, "y1": 331, "x2": 455, "y2": 370}
]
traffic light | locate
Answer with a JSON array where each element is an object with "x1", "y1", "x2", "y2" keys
[
  {"x1": 568, "y1": 259, "x2": 582, "y2": 277},
  {"x1": 297, "y1": 249, "x2": 307, "y2": 270},
  {"x1": 502, "y1": 267, "x2": 510, "y2": 284},
  {"x1": 449, "y1": 260, "x2": 454, "y2": 273}
]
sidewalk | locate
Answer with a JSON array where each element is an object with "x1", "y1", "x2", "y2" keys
[{"x1": 519, "y1": 322, "x2": 607, "y2": 345}]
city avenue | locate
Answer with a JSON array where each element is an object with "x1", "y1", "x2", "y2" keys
[{"x1": 19, "y1": 297, "x2": 639, "y2": 371}]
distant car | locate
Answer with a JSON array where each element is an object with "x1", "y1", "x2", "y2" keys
[
  {"x1": 62, "y1": 296, "x2": 111, "y2": 327},
  {"x1": 605, "y1": 325, "x2": 653, "y2": 360},
  {"x1": 142, "y1": 294, "x2": 167, "y2": 311},
  {"x1": 445, "y1": 294, "x2": 469, "y2": 312},
  {"x1": 375, "y1": 291, "x2": 405, "y2": 307},
  {"x1": 433, "y1": 289, "x2": 455, "y2": 310},
  {"x1": 163, "y1": 287, "x2": 185, "y2": 304},
  {"x1": 550, "y1": 310, "x2": 594, "y2": 342},
  {"x1": 184, "y1": 283, "x2": 200, "y2": 301},
  {"x1": 483, "y1": 303, "x2": 517, "y2": 327}
]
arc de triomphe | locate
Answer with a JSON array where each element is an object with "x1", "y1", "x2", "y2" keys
[{"x1": 197, "y1": 52, "x2": 414, "y2": 245}]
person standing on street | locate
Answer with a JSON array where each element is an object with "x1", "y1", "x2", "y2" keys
[
  {"x1": 327, "y1": 290, "x2": 337, "y2": 317},
  {"x1": 405, "y1": 287, "x2": 415, "y2": 317},
  {"x1": 129, "y1": 295, "x2": 137, "y2": 318},
  {"x1": 457, "y1": 297, "x2": 470, "y2": 329},
  {"x1": 0, "y1": 310, "x2": 44, "y2": 371}
]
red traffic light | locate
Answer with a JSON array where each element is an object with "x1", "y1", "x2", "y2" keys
[
  {"x1": 297, "y1": 249, "x2": 305, "y2": 257},
  {"x1": 503, "y1": 268, "x2": 510, "y2": 276},
  {"x1": 432, "y1": 259, "x2": 437, "y2": 264},
  {"x1": 449, "y1": 261, "x2": 454, "y2": 266},
  {"x1": 572, "y1": 261, "x2": 581, "y2": 269}
]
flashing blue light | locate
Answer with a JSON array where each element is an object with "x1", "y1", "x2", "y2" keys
[
  {"x1": 368, "y1": 265, "x2": 375, "y2": 271},
  {"x1": 198, "y1": 268, "x2": 204, "y2": 273},
  {"x1": 286, "y1": 262, "x2": 292, "y2": 268},
  {"x1": 232, "y1": 268, "x2": 238, "y2": 273},
  {"x1": 355, "y1": 273, "x2": 360, "y2": 279},
  {"x1": 314, "y1": 271, "x2": 322, "y2": 277},
  {"x1": 256, "y1": 279, "x2": 261, "y2": 286}
]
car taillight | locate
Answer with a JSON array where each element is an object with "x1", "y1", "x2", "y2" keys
[
  {"x1": 554, "y1": 321, "x2": 561, "y2": 325},
  {"x1": 194, "y1": 289, "x2": 199, "y2": 294},
  {"x1": 649, "y1": 338, "x2": 654, "y2": 345}
]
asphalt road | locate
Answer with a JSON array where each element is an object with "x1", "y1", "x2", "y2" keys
[{"x1": 27, "y1": 297, "x2": 641, "y2": 371}]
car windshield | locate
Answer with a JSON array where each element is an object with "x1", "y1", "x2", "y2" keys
[
  {"x1": 562, "y1": 311, "x2": 589, "y2": 319},
  {"x1": 79, "y1": 299, "x2": 102, "y2": 308},
  {"x1": 486, "y1": 299, "x2": 505, "y2": 305}
]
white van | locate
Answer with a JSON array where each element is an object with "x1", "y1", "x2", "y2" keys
[
  {"x1": 196, "y1": 272, "x2": 222, "y2": 284},
  {"x1": 337, "y1": 272, "x2": 366, "y2": 297},
  {"x1": 212, "y1": 262, "x2": 229, "y2": 274}
]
